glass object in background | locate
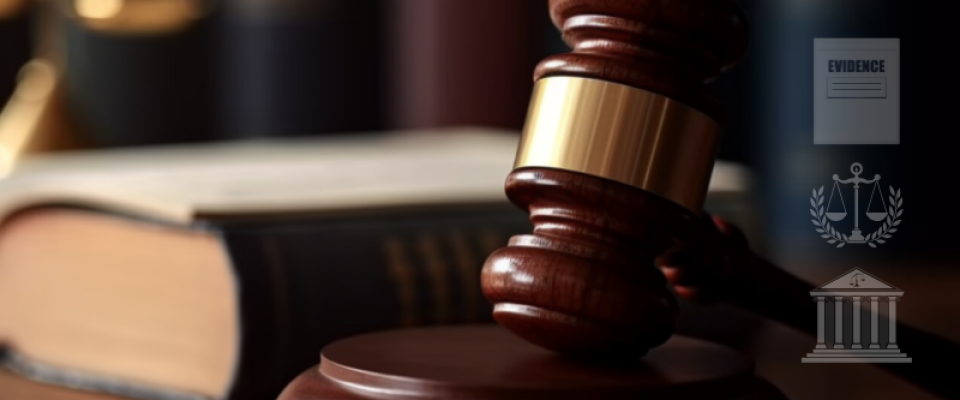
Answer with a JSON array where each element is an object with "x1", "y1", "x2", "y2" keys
[
  {"x1": 59, "y1": 0, "x2": 219, "y2": 147},
  {"x1": 218, "y1": 0, "x2": 385, "y2": 138}
]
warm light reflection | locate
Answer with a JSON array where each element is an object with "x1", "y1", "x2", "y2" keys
[
  {"x1": 0, "y1": 148, "x2": 12, "y2": 179},
  {"x1": 16, "y1": 62, "x2": 55, "y2": 101},
  {"x1": 0, "y1": 0, "x2": 29, "y2": 19},
  {"x1": 512, "y1": 271, "x2": 534, "y2": 285},
  {"x1": 70, "y1": 0, "x2": 208, "y2": 34},
  {"x1": 492, "y1": 259, "x2": 534, "y2": 285},
  {"x1": 75, "y1": 0, "x2": 124, "y2": 19},
  {"x1": 514, "y1": 76, "x2": 721, "y2": 213},
  {"x1": 0, "y1": 60, "x2": 59, "y2": 179},
  {"x1": 492, "y1": 258, "x2": 515, "y2": 274}
]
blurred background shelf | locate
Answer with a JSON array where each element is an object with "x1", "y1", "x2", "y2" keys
[{"x1": 0, "y1": 1, "x2": 949, "y2": 400}]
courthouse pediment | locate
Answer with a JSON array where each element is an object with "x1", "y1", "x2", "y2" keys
[{"x1": 811, "y1": 268, "x2": 902, "y2": 296}]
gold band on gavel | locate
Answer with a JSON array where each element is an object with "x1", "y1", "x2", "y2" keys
[{"x1": 513, "y1": 76, "x2": 721, "y2": 213}]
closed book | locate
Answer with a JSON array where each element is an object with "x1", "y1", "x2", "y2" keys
[{"x1": 0, "y1": 127, "x2": 760, "y2": 400}]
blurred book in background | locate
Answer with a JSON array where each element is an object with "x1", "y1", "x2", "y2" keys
[
  {"x1": 2, "y1": 0, "x2": 759, "y2": 161},
  {"x1": 0, "y1": 127, "x2": 761, "y2": 400},
  {"x1": 386, "y1": 0, "x2": 544, "y2": 130},
  {"x1": 218, "y1": 0, "x2": 384, "y2": 138},
  {"x1": 59, "y1": 0, "x2": 220, "y2": 146},
  {"x1": 3, "y1": 0, "x2": 556, "y2": 149}
]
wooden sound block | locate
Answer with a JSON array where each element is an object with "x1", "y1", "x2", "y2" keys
[{"x1": 277, "y1": 325, "x2": 786, "y2": 400}]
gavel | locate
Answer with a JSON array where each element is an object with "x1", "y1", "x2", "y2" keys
[
  {"x1": 481, "y1": 0, "x2": 748, "y2": 359},
  {"x1": 279, "y1": 0, "x2": 955, "y2": 399},
  {"x1": 480, "y1": 1, "x2": 955, "y2": 396}
]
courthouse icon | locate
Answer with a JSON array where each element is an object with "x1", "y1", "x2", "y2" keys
[{"x1": 802, "y1": 268, "x2": 912, "y2": 363}]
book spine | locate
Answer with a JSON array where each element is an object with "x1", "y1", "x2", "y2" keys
[
  {"x1": 59, "y1": 8, "x2": 219, "y2": 147},
  {"x1": 385, "y1": 0, "x2": 544, "y2": 130},
  {"x1": 220, "y1": 207, "x2": 531, "y2": 400},
  {"x1": 216, "y1": 0, "x2": 385, "y2": 138}
]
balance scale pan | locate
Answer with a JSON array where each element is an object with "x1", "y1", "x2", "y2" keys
[
  {"x1": 826, "y1": 212, "x2": 846, "y2": 221},
  {"x1": 867, "y1": 212, "x2": 887, "y2": 222}
]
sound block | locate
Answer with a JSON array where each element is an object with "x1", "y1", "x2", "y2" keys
[{"x1": 277, "y1": 325, "x2": 786, "y2": 400}]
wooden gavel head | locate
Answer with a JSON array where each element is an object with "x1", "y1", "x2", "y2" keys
[{"x1": 481, "y1": 0, "x2": 748, "y2": 359}]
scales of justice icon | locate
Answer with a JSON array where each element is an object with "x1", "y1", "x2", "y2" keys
[{"x1": 824, "y1": 162, "x2": 889, "y2": 243}]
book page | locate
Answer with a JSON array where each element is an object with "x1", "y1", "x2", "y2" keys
[
  {"x1": 0, "y1": 128, "x2": 520, "y2": 223},
  {"x1": 0, "y1": 127, "x2": 751, "y2": 224}
]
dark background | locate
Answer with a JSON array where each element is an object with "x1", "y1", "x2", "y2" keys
[{"x1": 0, "y1": 1, "x2": 952, "y2": 399}]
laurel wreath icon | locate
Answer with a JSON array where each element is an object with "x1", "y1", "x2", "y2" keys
[{"x1": 810, "y1": 185, "x2": 903, "y2": 248}]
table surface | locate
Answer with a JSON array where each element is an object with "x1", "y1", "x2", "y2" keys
[
  {"x1": 2, "y1": 255, "x2": 955, "y2": 400},
  {"x1": 0, "y1": 369, "x2": 127, "y2": 400}
]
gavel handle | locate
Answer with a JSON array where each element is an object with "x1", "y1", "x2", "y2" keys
[{"x1": 662, "y1": 216, "x2": 956, "y2": 399}]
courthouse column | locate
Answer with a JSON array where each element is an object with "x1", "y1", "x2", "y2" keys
[
  {"x1": 851, "y1": 296, "x2": 862, "y2": 349},
  {"x1": 888, "y1": 296, "x2": 900, "y2": 349},
  {"x1": 869, "y1": 296, "x2": 881, "y2": 349},
  {"x1": 815, "y1": 296, "x2": 827, "y2": 349},
  {"x1": 833, "y1": 296, "x2": 845, "y2": 348}
]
